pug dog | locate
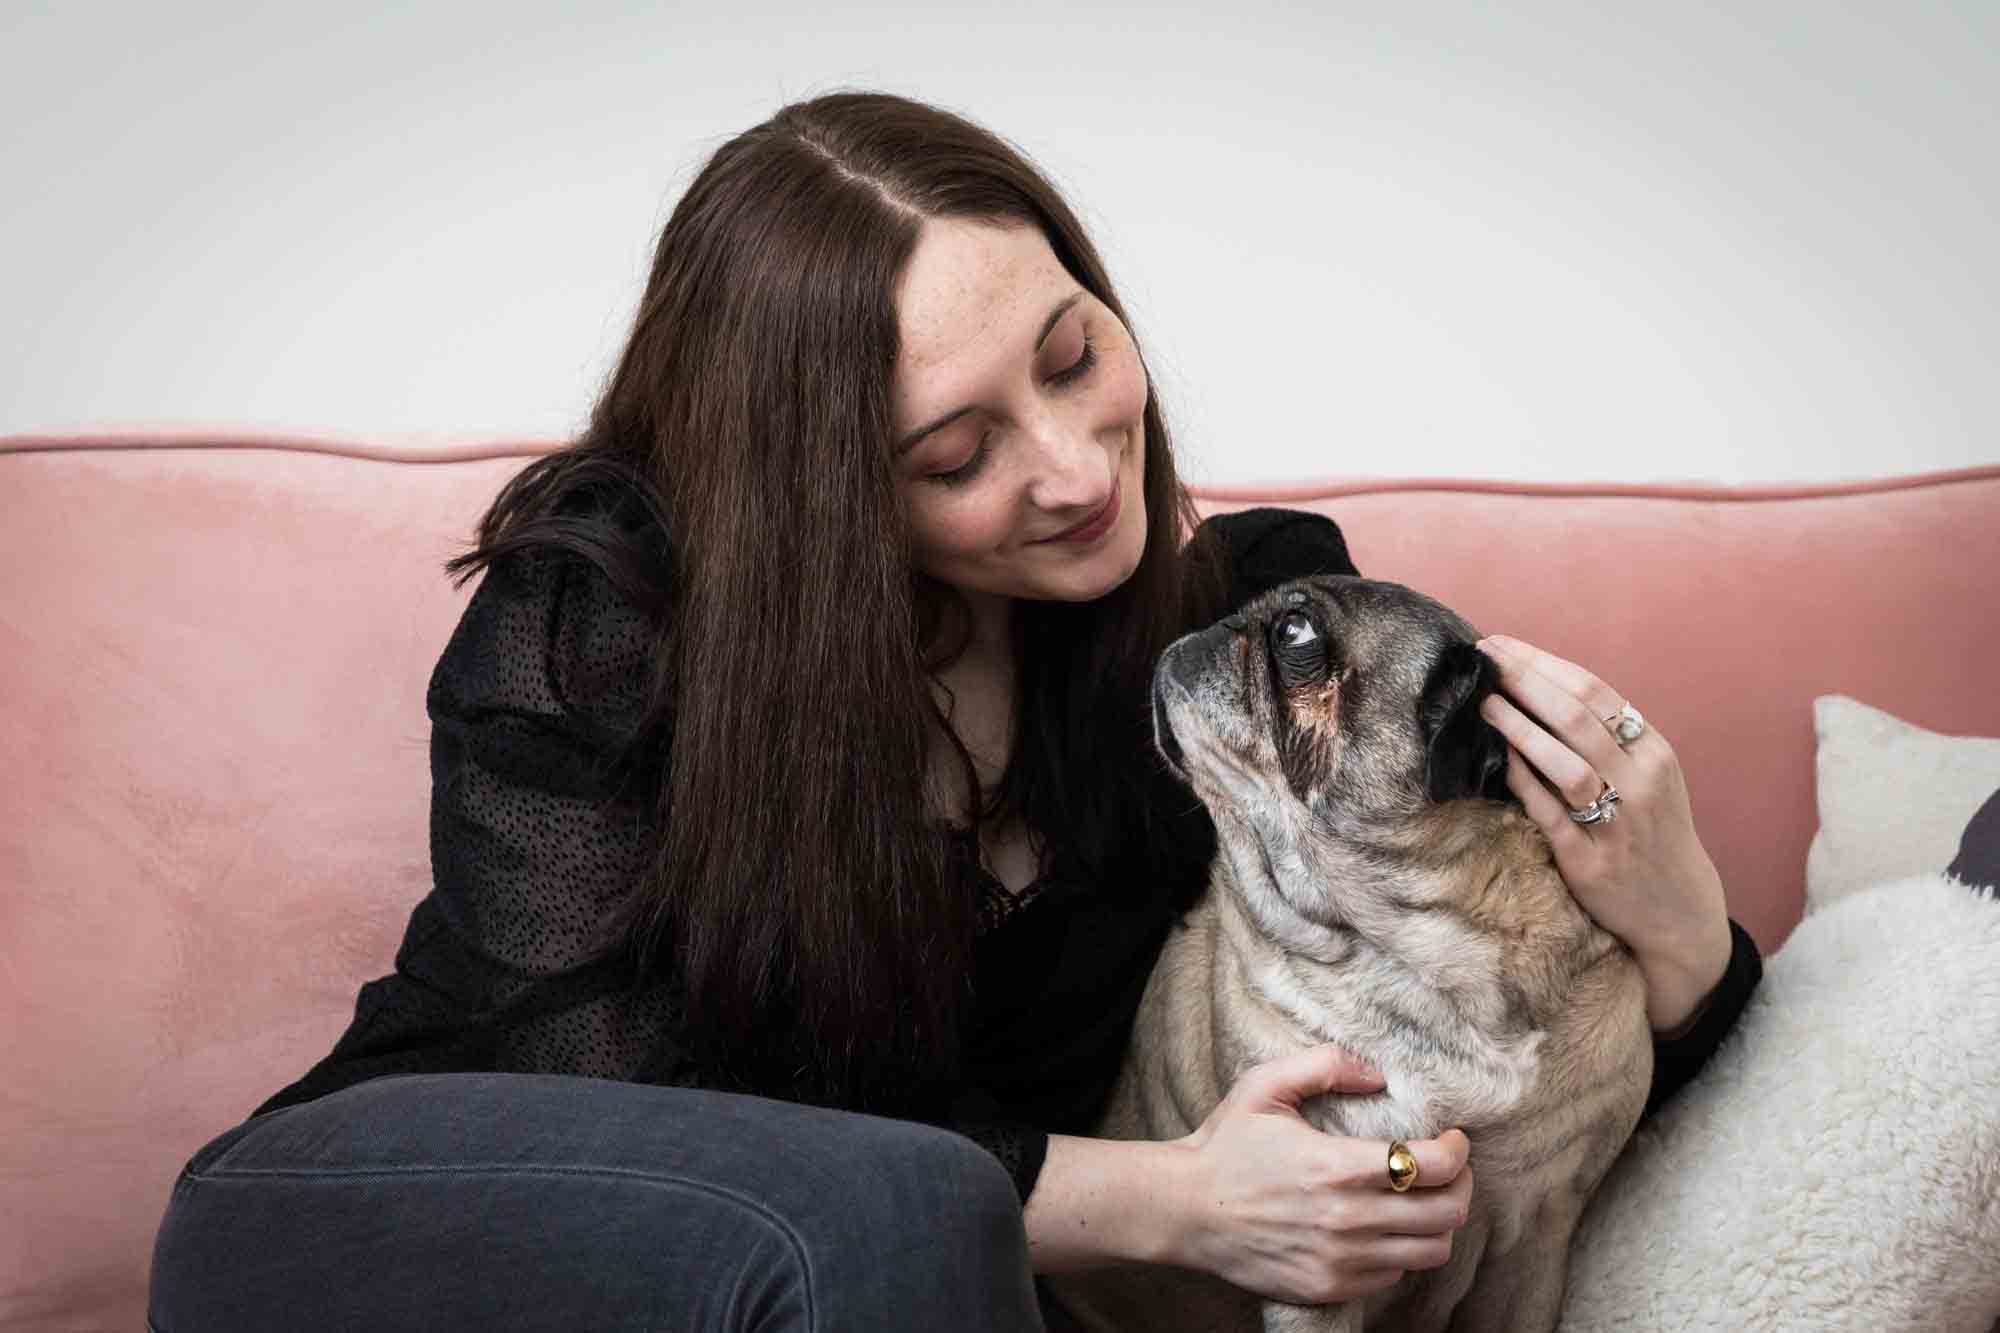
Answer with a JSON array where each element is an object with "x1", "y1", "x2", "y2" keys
[{"x1": 1049, "y1": 575, "x2": 1652, "y2": 1333}]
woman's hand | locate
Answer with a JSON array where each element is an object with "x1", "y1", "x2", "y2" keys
[
  {"x1": 1165, "y1": 1045, "x2": 1473, "y2": 1307},
  {"x1": 1472, "y1": 634, "x2": 1734, "y2": 1033}
]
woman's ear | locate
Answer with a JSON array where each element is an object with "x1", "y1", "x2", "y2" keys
[{"x1": 1419, "y1": 641, "x2": 1511, "y2": 804}]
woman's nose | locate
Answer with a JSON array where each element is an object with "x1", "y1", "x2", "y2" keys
[{"x1": 1022, "y1": 411, "x2": 1109, "y2": 508}]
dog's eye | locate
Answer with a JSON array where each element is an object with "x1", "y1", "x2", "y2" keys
[
  {"x1": 1270, "y1": 611, "x2": 1327, "y2": 688},
  {"x1": 1274, "y1": 612, "x2": 1318, "y2": 651}
]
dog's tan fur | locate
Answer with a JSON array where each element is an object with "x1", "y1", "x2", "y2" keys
[{"x1": 1048, "y1": 577, "x2": 1652, "y2": 1333}]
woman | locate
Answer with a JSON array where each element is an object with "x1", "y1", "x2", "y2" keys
[{"x1": 147, "y1": 90, "x2": 1760, "y2": 1331}]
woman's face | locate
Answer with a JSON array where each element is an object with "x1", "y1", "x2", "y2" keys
[{"x1": 892, "y1": 218, "x2": 1150, "y2": 613}]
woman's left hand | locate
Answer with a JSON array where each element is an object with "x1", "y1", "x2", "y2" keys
[{"x1": 1472, "y1": 634, "x2": 1734, "y2": 1035}]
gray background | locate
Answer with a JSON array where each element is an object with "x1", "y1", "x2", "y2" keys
[{"x1": 3, "y1": 0, "x2": 1994, "y2": 483}]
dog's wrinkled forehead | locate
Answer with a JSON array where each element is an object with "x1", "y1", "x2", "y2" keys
[
  {"x1": 1210, "y1": 574, "x2": 1484, "y2": 807},
  {"x1": 1236, "y1": 576, "x2": 1477, "y2": 677}
]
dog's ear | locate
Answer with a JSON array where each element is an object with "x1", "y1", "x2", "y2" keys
[{"x1": 1418, "y1": 642, "x2": 1511, "y2": 804}]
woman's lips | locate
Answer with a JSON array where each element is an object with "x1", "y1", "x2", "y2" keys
[{"x1": 1042, "y1": 477, "x2": 1121, "y2": 544}]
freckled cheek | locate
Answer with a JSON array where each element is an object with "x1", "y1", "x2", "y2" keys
[{"x1": 912, "y1": 497, "x2": 1019, "y2": 564}]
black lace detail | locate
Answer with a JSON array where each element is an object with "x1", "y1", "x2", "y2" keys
[{"x1": 943, "y1": 822, "x2": 1087, "y2": 936}]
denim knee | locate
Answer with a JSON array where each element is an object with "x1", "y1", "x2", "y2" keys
[
  {"x1": 149, "y1": 1074, "x2": 1044, "y2": 1332},
  {"x1": 853, "y1": 1115, "x2": 1029, "y2": 1249},
  {"x1": 770, "y1": 1114, "x2": 1041, "y2": 1331}
]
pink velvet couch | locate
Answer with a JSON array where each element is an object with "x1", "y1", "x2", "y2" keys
[{"x1": 4, "y1": 431, "x2": 1997, "y2": 1331}]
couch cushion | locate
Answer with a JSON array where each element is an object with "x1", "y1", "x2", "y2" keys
[{"x1": 0, "y1": 436, "x2": 539, "y2": 1329}]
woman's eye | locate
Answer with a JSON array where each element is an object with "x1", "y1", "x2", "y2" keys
[
  {"x1": 1048, "y1": 333, "x2": 1097, "y2": 388},
  {"x1": 931, "y1": 435, "x2": 992, "y2": 488}
]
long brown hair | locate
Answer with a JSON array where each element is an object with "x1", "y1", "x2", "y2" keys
[{"x1": 444, "y1": 90, "x2": 1232, "y2": 1115}]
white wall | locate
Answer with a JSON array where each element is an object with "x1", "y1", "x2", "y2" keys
[{"x1": 3, "y1": 0, "x2": 1994, "y2": 484}]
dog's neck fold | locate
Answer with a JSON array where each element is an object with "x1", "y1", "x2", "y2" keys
[{"x1": 1208, "y1": 801, "x2": 1607, "y2": 1041}]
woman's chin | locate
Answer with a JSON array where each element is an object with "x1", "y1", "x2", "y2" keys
[{"x1": 1063, "y1": 520, "x2": 1148, "y2": 602}]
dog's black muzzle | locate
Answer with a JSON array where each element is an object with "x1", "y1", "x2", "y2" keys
[{"x1": 1151, "y1": 617, "x2": 1246, "y2": 778}]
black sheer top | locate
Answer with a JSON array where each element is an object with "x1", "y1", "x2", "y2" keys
[{"x1": 255, "y1": 503, "x2": 1763, "y2": 1202}]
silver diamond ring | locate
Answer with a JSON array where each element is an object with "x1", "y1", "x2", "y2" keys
[{"x1": 1568, "y1": 783, "x2": 1622, "y2": 825}]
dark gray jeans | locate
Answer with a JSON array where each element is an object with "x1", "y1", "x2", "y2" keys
[{"x1": 148, "y1": 1072, "x2": 1050, "y2": 1331}]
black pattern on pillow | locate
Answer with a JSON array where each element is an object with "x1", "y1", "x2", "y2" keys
[{"x1": 1948, "y1": 786, "x2": 2000, "y2": 897}]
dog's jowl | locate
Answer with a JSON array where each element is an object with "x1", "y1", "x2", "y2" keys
[{"x1": 1050, "y1": 575, "x2": 1652, "y2": 1333}]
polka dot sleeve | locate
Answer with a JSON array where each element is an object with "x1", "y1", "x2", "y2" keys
[{"x1": 253, "y1": 543, "x2": 694, "y2": 1115}]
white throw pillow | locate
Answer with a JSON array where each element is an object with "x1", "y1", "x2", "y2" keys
[
  {"x1": 1805, "y1": 695, "x2": 2000, "y2": 914},
  {"x1": 1558, "y1": 869, "x2": 2000, "y2": 1333}
]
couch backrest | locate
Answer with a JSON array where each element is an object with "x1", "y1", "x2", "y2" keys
[
  {"x1": 3, "y1": 433, "x2": 1996, "y2": 1331},
  {"x1": 1, "y1": 437, "x2": 542, "y2": 1330}
]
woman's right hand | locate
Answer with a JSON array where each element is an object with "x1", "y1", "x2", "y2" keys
[{"x1": 1166, "y1": 1044, "x2": 1474, "y2": 1307}]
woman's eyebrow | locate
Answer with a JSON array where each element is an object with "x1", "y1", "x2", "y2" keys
[{"x1": 894, "y1": 290, "x2": 1085, "y2": 456}]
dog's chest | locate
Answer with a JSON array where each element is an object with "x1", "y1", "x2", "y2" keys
[
  {"x1": 1213, "y1": 924, "x2": 1548, "y2": 1142},
  {"x1": 1293, "y1": 1076, "x2": 1506, "y2": 1149}
]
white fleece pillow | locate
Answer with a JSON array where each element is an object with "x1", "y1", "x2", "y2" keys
[
  {"x1": 1806, "y1": 695, "x2": 2000, "y2": 913},
  {"x1": 1558, "y1": 870, "x2": 2000, "y2": 1333}
]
